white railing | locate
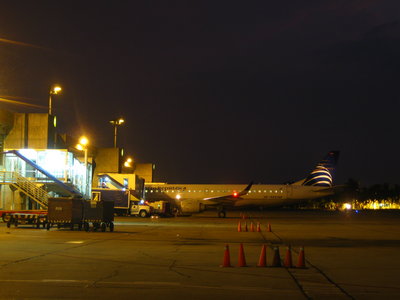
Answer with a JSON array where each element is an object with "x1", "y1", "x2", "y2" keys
[{"x1": 0, "y1": 171, "x2": 48, "y2": 207}]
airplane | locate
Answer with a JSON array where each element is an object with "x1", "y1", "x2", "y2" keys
[{"x1": 144, "y1": 151, "x2": 340, "y2": 217}]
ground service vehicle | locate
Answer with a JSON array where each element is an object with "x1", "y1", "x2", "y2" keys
[
  {"x1": 130, "y1": 201, "x2": 153, "y2": 217},
  {"x1": 92, "y1": 188, "x2": 142, "y2": 216},
  {"x1": 147, "y1": 201, "x2": 171, "y2": 216}
]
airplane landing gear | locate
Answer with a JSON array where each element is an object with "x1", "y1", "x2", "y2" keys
[{"x1": 218, "y1": 210, "x2": 226, "y2": 218}]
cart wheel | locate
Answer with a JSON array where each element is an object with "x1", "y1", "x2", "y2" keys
[
  {"x1": 84, "y1": 222, "x2": 89, "y2": 232},
  {"x1": 46, "y1": 223, "x2": 51, "y2": 231},
  {"x1": 6, "y1": 221, "x2": 11, "y2": 228},
  {"x1": 109, "y1": 222, "x2": 114, "y2": 232}
]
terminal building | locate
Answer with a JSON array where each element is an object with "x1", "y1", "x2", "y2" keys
[{"x1": 0, "y1": 108, "x2": 154, "y2": 212}]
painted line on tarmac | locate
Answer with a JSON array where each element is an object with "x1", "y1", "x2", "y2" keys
[{"x1": 0, "y1": 279, "x2": 283, "y2": 292}]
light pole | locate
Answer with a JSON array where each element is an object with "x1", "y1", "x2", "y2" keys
[
  {"x1": 110, "y1": 118, "x2": 124, "y2": 148},
  {"x1": 48, "y1": 84, "x2": 62, "y2": 115},
  {"x1": 76, "y1": 136, "x2": 89, "y2": 198}
]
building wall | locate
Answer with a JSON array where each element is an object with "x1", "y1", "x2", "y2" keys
[
  {"x1": 4, "y1": 113, "x2": 56, "y2": 150},
  {"x1": 94, "y1": 148, "x2": 121, "y2": 173},
  {"x1": 0, "y1": 109, "x2": 14, "y2": 162},
  {"x1": 0, "y1": 109, "x2": 14, "y2": 137},
  {"x1": 4, "y1": 113, "x2": 27, "y2": 149},
  {"x1": 92, "y1": 148, "x2": 122, "y2": 186},
  {"x1": 27, "y1": 114, "x2": 53, "y2": 148},
  {"x1": 135, "y1": 163, "x2": 155, "y2": 183}
]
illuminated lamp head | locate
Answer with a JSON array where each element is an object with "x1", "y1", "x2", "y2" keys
[
  {"x1": 176, "y1": 194, "x2": 181, "y2": 200},
  {"x1": 233, "y1": 192, "x2": 238, "y2": 197},
  {"x1": 343, "y1": 203, "x2": 352, "y2": 210}
]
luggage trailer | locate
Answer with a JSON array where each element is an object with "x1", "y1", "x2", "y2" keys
[
  {"x1": 46, "y1": 198, "x2": 114, "y2": 232},
  {"x1": 1, "y1": 210, "x2": 48, "y2": 228}
]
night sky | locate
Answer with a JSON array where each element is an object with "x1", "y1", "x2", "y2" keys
[{"x1": 0, "y1": 1, "x2": 399, "y2": 185}]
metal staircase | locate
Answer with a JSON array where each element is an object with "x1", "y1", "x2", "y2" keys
[{"x1": 0, "y1": 171, "x2": 48, "y2": 207}]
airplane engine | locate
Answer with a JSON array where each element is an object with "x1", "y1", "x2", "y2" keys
[{"x1": 180, "y1": 200, "x2": 204, "y2": 213}]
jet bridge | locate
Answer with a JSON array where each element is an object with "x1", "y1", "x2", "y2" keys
[{"x1": 0, "y1": 150, "x2": 83, "y2": 209}]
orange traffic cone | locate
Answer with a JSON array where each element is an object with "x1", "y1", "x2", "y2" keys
[
  {"x1": 257, "y1": 222, "x2": 261, "y2": 232},
  {"x1": 238, "y1": 243, "x2": 247, "y2": 267},
  {"x1": 271, "y1": 246, "x2": 281, "y2": 267},
  {"x1": 220, "y1": 244, "x2": 232, "y2": 267},
  {"x1": 257, "y1": 245, "x2": 267, "y2": 267},
  {"x1": 284, "y1": 246, "x2": 293, "y2": 268},
  {"x1": 296, "y1": 247, "x2": 306, "y2": 268},
  {"x1": 244, "y1": 222, "x2": 248, "y2": 232},
  {"x1": 237, "y1": 221, "x2": 242, "y2": 232},
  {"x1": 250, "y1": 222, "x2": 254, "y2": 232},
  {"x1": 267, "y1": 223, "x2": 272, "y2": 232}
]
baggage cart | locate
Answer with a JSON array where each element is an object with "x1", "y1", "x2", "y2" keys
[
  {"x1": 6, "y1": 212, "x2": 47, "y2": 228},
  {"x1": 82, "y1": 200, "x2": 114, "y2": 232},
  {"x1": 46, "y1": 198, "x2": 84, "y2": 230}
]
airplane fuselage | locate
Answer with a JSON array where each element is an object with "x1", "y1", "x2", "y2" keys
[{"x1": 145, "y1": 183, "x2": 333, "y2": 213}]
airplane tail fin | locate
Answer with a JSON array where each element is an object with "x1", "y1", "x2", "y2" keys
[{"x1": 301, "y1": 151, "x2": 340, "y2": 187}]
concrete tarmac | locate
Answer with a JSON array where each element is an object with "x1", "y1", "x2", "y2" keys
[{"x1": 0, "y1": 210, "x2": 399, "y2": 299}]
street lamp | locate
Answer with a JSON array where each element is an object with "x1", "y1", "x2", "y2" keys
[
  {"x1": 124, "y1": 157, "x2": 133, "y2": 168},
  {"x1": 110, "y1": 117, "x2": 124, "y2": 148},
  {"x1": 76, "y1": 136, "x2": 89, "y2": 198},
  {"x1": 49, "y1": 84, "x2": 62, "y2": 115}
]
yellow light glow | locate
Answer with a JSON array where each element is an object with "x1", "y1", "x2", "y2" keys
[
  {"x1": 79, "y1": 136, "x2": 89, "y2": 146},
  {"x1": 127, "y1": 158, "x2": 132, "y2": 163},
  {"x1": 124, "y1": 161, "x2": 131, "y2": 167},
  {"x1": 51, "y1": 85, "x2": 62, "y2": 94},
  {"x1": 76, "y1": 144, "x2": 83, "y2": 151},
  {"x1": 118, "y1": 118, "x2": 125, "y2": 125},
  {"x1": 176, "y1": 194, "x2": 181, "y2": 200},
  {"x1": 343, "y1": 203, "x2": 352, "y2": 210},
  {"x1": 53, "y1": 116, "x2": 57, "y2": 128}
]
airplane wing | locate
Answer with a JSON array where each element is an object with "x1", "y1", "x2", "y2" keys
[{"x1": 202, "y1": 182, "x2": 253, "y2": 205}]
